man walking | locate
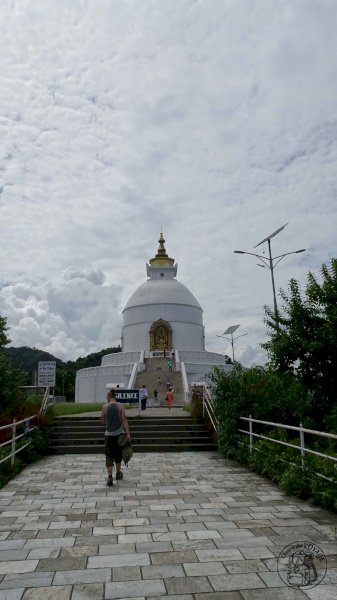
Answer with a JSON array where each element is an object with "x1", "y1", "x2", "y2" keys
[
  {"x1": 139, "y1": 384, "x2": 148, "y2": 411},
  {"x1": 101, "y1": 389, "x2": 130, "y2": 486}
]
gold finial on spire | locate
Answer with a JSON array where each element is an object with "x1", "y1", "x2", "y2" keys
[
  {"x1": 156, "y1": 232, "x2": 168, "y2": 258},
  {"x1": 149, "y1": 232, "x2": 175, "y2": 266}
]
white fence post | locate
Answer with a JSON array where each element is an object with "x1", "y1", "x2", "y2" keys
[
  {"x1": 249, "y1": 414, "x2": 253, "y2": 455},
  {"x1": 11, "y1": 419, "x2": 16, "y2": 466},
  {"x1": 299, "y1": 422, "x2": 305, "y2": 470}
]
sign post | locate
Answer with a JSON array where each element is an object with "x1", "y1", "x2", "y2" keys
[
  {"x1": 114, "y1": 389, "x2": 141, "y2": 416},
  {"x1": 38, "y1": 361, "x2": 56, "y2": 388}
]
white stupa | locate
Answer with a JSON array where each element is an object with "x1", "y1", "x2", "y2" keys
[
  {"x1": 75, "y1": 233, "x2": 231, "y2": 403},
  {"x1": 122, "y1": 233, "x2": 204, "y2": 353}
]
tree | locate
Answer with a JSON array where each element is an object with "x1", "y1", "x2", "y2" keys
[
  {"x1": 263, "y1": 258, "x2": 337, "y2": 428},
  {"x1": 0, "y1": 315, "x2": 10, "y2": 348},
  {"x1": 0, "y1": 314, "x2": 28, "y2": 417}
]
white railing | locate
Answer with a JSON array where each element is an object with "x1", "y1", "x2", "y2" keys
[
  {"x1": 0, "y1": 387, "x2": 52, "y2": 467},
  {"x1": 127, "y1": 361, "x2": 139, "y2": 389},
  {"x1": 101, "y1": 351, "x2": 140, "y2": 366},
  {"x1": 77, "y1": 364, "x2": 135, "y2": 377},
  {"x1": 139, "y1": 350, "x2": 145, "y2": 371},
  {"x1": 179, "y1": 350, "x2": 228, "y2": 363},
  {"x1": 180, "y1": 361, "x2": 190, "y2": 403},
  {"x1": 239, "y1": 416, "x2": 337, "y2": 482},
  {"x1": 0, "y1": 415, "x2": 38, "y2": 467},
  {"x1": 40, "y1": 386, "x2": 51, "y2": 415},
  {"x1": 202, "y1": 385, "x2": 218, "y2": 433},
  {"x1": 189, "y1": 382, "x2": 218, "y2": 433}
]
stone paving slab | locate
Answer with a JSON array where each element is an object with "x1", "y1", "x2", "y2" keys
[{"x1": 0, "y1": 452, "x2": 336, "y2": 599}]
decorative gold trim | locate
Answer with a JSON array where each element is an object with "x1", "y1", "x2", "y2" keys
[{"x1": 149, "y1": 318, "x2": 173, "y2": 351}]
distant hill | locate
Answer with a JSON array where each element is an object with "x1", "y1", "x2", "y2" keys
[
  {"x1": 65, "y1": 347, "x2": 121, "y2": 372},
  {"x1": 3, "y1": 345, "x2": 121, "y2": 374},
  {"x1": 3, "y1": 346, "x2": 63, "y2": 373},
  {"x1": 2, "y1": 345, "x2": 121, "y2": 402}
]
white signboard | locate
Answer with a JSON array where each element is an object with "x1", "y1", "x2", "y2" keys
[{"x1": 38, "y1": 361, "x2": 56, "y2": 387}]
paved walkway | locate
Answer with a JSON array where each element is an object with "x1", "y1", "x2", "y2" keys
[{"x1": 0, "y1": 452, "x2": 336, "y2": 600}]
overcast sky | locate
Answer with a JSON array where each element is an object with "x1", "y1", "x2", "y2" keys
[{"x1": 0, "y1": 0, "x2": 336, "y2": 365}]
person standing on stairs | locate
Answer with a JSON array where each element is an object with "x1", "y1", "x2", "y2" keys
[
  {"x1": 139, "y1": 384, "x2": 148, "y2": 411},
  {"x1": 166, "y1": 387, "x2": 174, "y2": 410},
  {"x1": 153, "y1": 388, "x2": 158, "y2": 405},
  {"x1": 101, "y1": 389, "x2": 130, "y2": 486}
]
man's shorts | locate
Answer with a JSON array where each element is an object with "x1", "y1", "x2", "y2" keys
[{"x1": 104, "y1": 435, "x2": 123, "y2": 467}]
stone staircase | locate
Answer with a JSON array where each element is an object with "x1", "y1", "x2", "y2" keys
[
  {"x1": 134, "y1": 358, "x2": 185, "y2": 405},
  {"x1": 48, "y1": 414, "x2": 216, "y2": 454}
]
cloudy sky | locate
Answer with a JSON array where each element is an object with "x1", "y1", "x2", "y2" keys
[{"x1": 0, "y1": 0, "x2": 336, "y2": 365}]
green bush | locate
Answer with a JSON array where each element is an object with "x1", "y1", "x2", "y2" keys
[
  {"x1": 325, "y1": 407, "x2": 337, "y2": 434},
  {"x1": 0, "y1": 458, "x2": 23, "y2": 489},
  {"x1": 210, "y1": 364, "x2": 310, "y2": 457},
  {"x1": 211, "y1": 364, "x2": 336, "y2": 512},
  {"x1": 24, "y1": 394, "x2": 42, "y2": 411}
]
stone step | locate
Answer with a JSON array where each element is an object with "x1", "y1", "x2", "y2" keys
[
  {"x1": 52, "y1": 416, "x2": 200, "y2": 424},
  {"x1": 50, "y1": 431, "x2": 211, "y2": 445},
  {"x1": 53, "y1": 417, "x2": 197, "y2": 426},
  {"x1": 51, "y1": 431, "x2": 211, "y2": 446},
  {"x1": 51, "y1": 425, "x2": 208, "y2": 434},
  {"x1": 49, "y1": 414, "x2": 216, "y2": 453},
  {"x1": 134, "y1": 363, "x2": 185, "y2": 405}
]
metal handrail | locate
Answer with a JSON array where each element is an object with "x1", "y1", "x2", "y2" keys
[
  {"x1": 202, "y1": 385, "x2": 218, "y2": 433},
  {"x1": 240, "y1": 416, "x2": 337, "y2": 440},
  {"x1": 180, "y1": 362, "x2": 190, "y2": 402},
  {"x1": 127, "y1": 361, "x2": 139, "y2": 389},
  {"x1": 40, "y1": 386, "x2": 51, "y2": 415},
  {"x1": 0, "y1": 414, "x2": 38, "y2": 432},
  {"x1": 0, "y1": 387, "x2": 51, "y2": 467},
  {"x1": 239, "y1": 415, "x2": 337, "y2": 482},
  {"x1": 0, "y1": 414, "x2": 38, "y2": 466}
]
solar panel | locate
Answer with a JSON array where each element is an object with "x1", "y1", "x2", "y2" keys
[
  {"x1": 223, "y1": 324, "x2": 240, "y2": 335},
  {"x1": 254, "y1": 223, "x2": 288, "y2": 248}
]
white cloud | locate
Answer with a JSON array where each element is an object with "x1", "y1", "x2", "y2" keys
[
  {"x1": 0, "y1": 268, "x2": 122, "y2": 360},
  {"x1": 0, "y1": 0, "x2": 336, "y2": 364}
]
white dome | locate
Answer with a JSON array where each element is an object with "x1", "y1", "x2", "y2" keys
[
  {"x1": 123, "y1": 279, "x2": 202, "y2": 311},
  {"x1": 121, "y1": 234, "x2": 205, "y2": 352}
]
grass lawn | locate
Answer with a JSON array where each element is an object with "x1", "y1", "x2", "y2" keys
[
  {"x1": 50, "y1": 403, "x2": 103, "y2": 416},
  {"x1": 50, "y1": 403, "x2": 133, "y2": 416}
]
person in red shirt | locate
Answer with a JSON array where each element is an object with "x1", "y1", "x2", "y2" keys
[{"x1": 165, "y1": 387, "x2": 174, "y2": 410}]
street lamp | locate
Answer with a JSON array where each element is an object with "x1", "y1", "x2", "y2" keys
[
  {"x1": 234, "y1": 223, "x2": 305, "y2": 323},
  {"x1": 217, "y1": 324, "x2": 248, "y2": 363}
]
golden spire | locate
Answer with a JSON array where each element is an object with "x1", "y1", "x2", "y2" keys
[{"x1": 149, "y1": 232, "x2": 175, "y2": 266}]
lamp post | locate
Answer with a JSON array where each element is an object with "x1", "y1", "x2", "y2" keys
[
  {"x1": 234, "y1": 223, "x2": 305, "y2": 323},
  {"x1": 217, "y1": 324, "x2": 248, "y2": 363}
]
